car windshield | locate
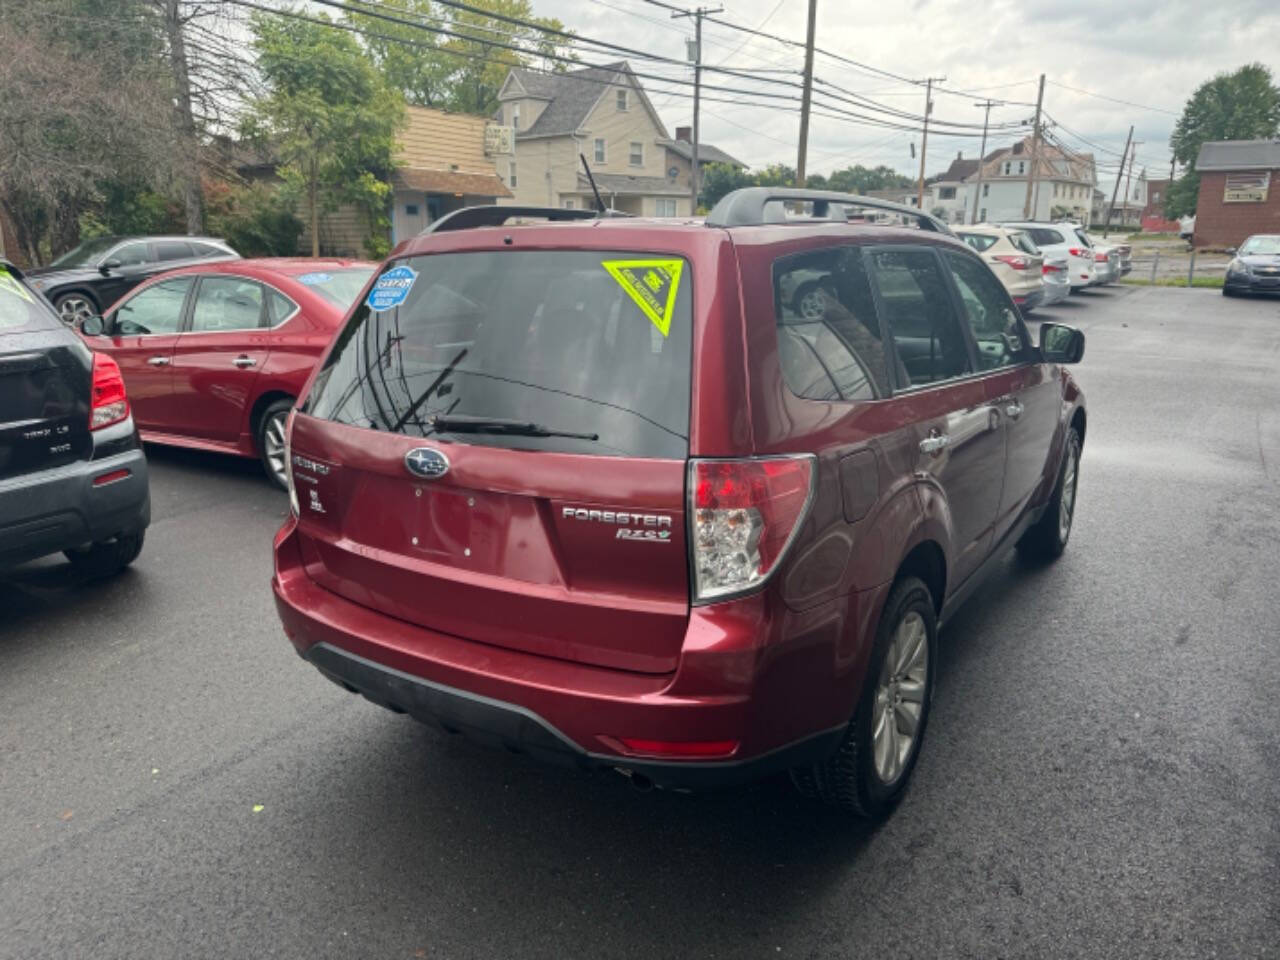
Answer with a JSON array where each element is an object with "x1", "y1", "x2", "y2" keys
[
  {"x1": 304, "y1": 251, "x2": 693, "y2": 458},
  {"x1": 1240, "y1": 236, "x2": 1280, "y2": 256},
  {"x1": 47, "y1": 237, "x2": 121, "y2": 269},
  {"x1": 292, "y1": 267, "x2": 376, "y2": 307}
]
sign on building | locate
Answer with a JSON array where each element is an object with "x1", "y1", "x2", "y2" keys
[
  {"x1": 1223, "y1": 171, "x2": 1270, "y2": 203},
  {"x1": 484, "y1": 124, "x2": 514, "y2": 156}
]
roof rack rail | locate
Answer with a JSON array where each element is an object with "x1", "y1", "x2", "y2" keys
[
  {"x1": 424, "y1": 205, "x2": 629, "y2": 234},
  {"x1": 704, "y1": 187, "x2": 952, "y2": 235}
]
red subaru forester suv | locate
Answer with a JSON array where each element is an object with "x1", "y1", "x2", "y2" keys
[{"x1": 273, "y1": 190, "x2": 1086, "y2": 818}]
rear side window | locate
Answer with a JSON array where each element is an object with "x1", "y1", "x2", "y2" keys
[
  {"x1": 305, "y1": 251, "x2": 693, "y2": 458},
  {"x1": 112, "y1": 277, "x2": 192, "y2": 335},
  {"x1": 957, "y1": 233, "x2": 997, "y2": 252},
  {"x1": 868, "y1": 249, "x2": 972, "y2": 388},
  {"x1": 266, "y1": 289, "x2": 297, "y2": 325},
  {"x1": 190, "y1": 276, "x2": 265, "y2": 332},
  {"x1": 0, "y1": 266, "x2": 61, "y2": 332},
  {"x1": 112, "y1": 242, "x2": 149, "y2": 267},
  {"x1": 156, "y1": 241, "x2": 195, "y2": 262},
  {"x1": 1074, "y1": 229, "x2": 1093, "y2": 249},
  {"x1": 1009, "y1": 232, "x2": 1040, "y2": 255},
  {"x1": 773, "y1": 247, "x2": 889, "y2": 400},
  {"x1": 1027, "y1": 228, "x2": 1064, "y2": 246}
]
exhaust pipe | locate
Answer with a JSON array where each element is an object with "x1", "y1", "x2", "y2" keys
[{"x1": 615, "y1": 768, "x2": 655, "y2": 792}]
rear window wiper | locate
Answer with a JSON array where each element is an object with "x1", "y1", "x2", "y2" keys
[{"x1": 429, "y1": 414, "x2": 598, "y2": 441}]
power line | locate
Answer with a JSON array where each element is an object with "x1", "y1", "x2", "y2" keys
[{"x1": 1045, "y1": 80, "x2": 1180, "y2": 117}]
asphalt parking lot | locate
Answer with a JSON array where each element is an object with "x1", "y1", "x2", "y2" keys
[{"x1": 2, "y1": 285, "x2": 1278, "y2": 960}]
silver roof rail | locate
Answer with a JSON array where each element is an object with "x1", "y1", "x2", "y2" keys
[
  {"x1": 704, "y1": 187, "x2": 952, "y2": 235},
  {"x1": 424, "y1": 205, "x2": 630, "y2": 234}
]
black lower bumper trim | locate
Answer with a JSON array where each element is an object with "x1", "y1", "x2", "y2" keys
[{"x1": 304, "y1": 642, "x2": 845, "y2": 791}]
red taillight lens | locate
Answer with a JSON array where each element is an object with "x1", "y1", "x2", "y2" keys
[
  {"x1": 1067, "y1": 247, "x2": 1085, "y2": 257},
  {"x1": 690, "y1": 455, "x2": 815, "y2": 603},
  {"x1": 90, "y1": 352, "x2": 129, "y2": 430},
  {"x1": 615, "y1": 738, "x2": 740, "y2": 759},
  {"x1": 993, "y1": 254, "x2": 1030, "y2": 270},
  {"x1": 1043, "y1": 263, "x2": 1063, "y2": 274},
  {"x1": 1094, "y1": 253, "x2": 1109, "y2": 263}
]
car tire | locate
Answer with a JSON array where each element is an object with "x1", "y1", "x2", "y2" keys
[
  {"x1": 1222, "y1": 287, "x2": 1237, "y2": 298},
  {"x1": 64, "y1": 531, "x2": 144, "y2": 578},
  {"x1": 257, "y1": 398, "x2": 294, "y2": 490},
  {"x1": 53, "y1": 291, "x2": 99, "y2": 326},
  {"x1": 790, "y1": 576, "x2": 937, "y2": 819},
  {"x1": 1017, "y1": 427, "x2": 1081, "y2": 563}
]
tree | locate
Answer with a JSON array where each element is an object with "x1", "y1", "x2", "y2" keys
[
  {"x1": 698, "y1": 163, "x2": 755, "y2": 208},
  {"x1": 1165, "y1": 63, "x2": 1280, "y2": 217},
  {"x1": 0, "y1": 0, "x2": 174, "y2": 263},
  {"x1": 244, "y1": 10, "x2": 405, "y2": 258},
  {"x1": 346, "y1": 0, "x2": 573, "y2": 116},
  {"x1": 826, "y1": 164, "x2": 913, "y2": 194}
]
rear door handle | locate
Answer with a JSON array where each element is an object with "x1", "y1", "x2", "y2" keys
[
  {"x1": 919, "y1": 433, "x2": 951, "y2": 455},
  {"x1": 147, "y1": 356, "x2": 170, "y2": 366},
  {"x1": 233, "y1": 356, "x2": 257, "y2": 369}
]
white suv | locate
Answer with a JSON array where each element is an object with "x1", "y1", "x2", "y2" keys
[{"x1": 1000, "y1": 222, "x2": 1096, "y2": 291}]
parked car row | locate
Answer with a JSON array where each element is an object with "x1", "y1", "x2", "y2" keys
[{"x1": 6, "y1": 192, "x2": 1090, "y2": 823}]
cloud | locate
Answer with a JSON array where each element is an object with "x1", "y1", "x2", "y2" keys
[{"x1": 534, "y1": 0, "x2": 1280, "y2": 187}]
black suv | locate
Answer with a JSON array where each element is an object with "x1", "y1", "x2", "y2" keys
[
  {"x1": 25, "y1": 235, "x2": 239, "y2": 325},
  {"x1": 0, "y1": 260, "x2": 149, "y2": 575}
]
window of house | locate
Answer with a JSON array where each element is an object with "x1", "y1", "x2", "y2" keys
[
  {"x1": 1003, "y1": 162, "x2": 1011, "y2": 175},
  {"x1": 616, "y1": 89, "x2": 628, "y2": 111},
  {"x1": 983, "y1": 184, "x2": 989, "y2": 197},
  {"x1": 511, "y1": 104, "x2": 520, "y2": 130},
  {"x1": 939, "y1": 187, "x2": 956, "y2": 200},
  {"x1": 1018, "y1": 161, "x2": 1025, "y2": 174},
  {"x1": 405, "y1": 204, "x2": 419, "y2": 216},
  {"x1": 629, "y1": 141, "x2": 643, "y2": 166},
  {"x1": 773, "y1": 247, "x2": 888, "y2": 401},
  {"x1": 867, "y1": 249, "x2": 973, "y2": 388},
  {"x1": 509, "y1": 162, "x2": 517, "y2": 188},
  {"x1": 980, "y1": 208, "x2": 987, "y2": 221},
  {"x1": 1153, "y1": 191, "x2": 1161, "y2": 202},
  {"x1": 563, "y1": 199, "x2": 575, "y2": 209},
  {"x1": 655, "y1": 198, "x2": 677, "y2": 217},
  {"x1": 1053, "y1": 183, "x2": 1059, "y2": 198},
  {"x1": 594, "y1": 138, "x2": 606, "y2": 164}
]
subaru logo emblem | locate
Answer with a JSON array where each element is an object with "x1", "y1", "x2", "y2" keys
[{"x1": 404, "y1": 447, "x2": 449, "y2": 479}]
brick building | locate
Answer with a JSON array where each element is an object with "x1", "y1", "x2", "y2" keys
[
  {"x1": 1139, "y1": 178, "x2": 1180, "y2": 233},
  {"x1": 1192, "y1": 139, "x2": 1280, "y2": 247}
]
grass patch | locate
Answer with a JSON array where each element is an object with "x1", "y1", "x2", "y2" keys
[{"x1": 1121, "y1": 275, "x2": 1225, "y2": 288}]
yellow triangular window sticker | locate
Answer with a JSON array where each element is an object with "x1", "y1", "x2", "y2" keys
[
  {"x1": 601, "y1": 259, "x2": 683, "y2": 337},
  {"x1": 0, "y1": 268, "x2": 33, "y2": 304}
]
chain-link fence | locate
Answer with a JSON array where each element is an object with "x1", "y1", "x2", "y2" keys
[{"x1": 1116, "y1": 236, "x2": 1230, "y2": 287}]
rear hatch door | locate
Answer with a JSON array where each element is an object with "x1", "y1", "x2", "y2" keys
[
  {"x1": 0, "y1": 268, "x2": 92, "y2": 481},
  {"x1": 291, "y1": 247, "x2": 695, "y2": 674}
]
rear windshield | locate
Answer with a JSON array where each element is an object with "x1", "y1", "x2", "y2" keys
[
  {"x1": 294, "y1": 267, "x2": 376, "y2": 308},
  {"x1": 304, "y1": 251, "x2": 692, "y2": 458},
  {"x1": 0, "y1": 267, "x2": 61, "y2": 333},
  {"x1": 1026, "y1": 227, "x2": 1065, "y2": 246},
  {"x1": 957, "y1": 233, "x2": 997, "y2": 252}
]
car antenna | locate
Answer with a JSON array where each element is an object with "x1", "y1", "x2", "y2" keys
[{"x1": 580, "y1": 153, "x2": 607, "y2": 215}]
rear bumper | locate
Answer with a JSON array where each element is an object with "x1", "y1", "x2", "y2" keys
[
  {"x1": 1041, "y1": 280, "x2": 1071, "y2": 305},
  {"x1": 0, "y1": 436, "x2": 149, "y2": 569},
  {"x1": 1013, "y1": 287, "x2": 1045, "y2": 311},
  {"x1": 272, "y1": 520, "x2": 864, "y2": 790}
]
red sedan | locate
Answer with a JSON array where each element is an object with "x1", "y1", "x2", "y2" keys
[{"x1": 78, "y1": 258, "x2": 376, "y2": 488}]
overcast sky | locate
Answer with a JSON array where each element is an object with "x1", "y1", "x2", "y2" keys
[{"x1": 532, "y1": 0, "x2": 1280, "y2": 193}]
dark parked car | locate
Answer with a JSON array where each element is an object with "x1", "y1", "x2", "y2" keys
[
  {"x1": 1223, "y1": 234, "x2": 1280, "y2": 296},
  {"x1": 26, "y1": 235, "x2": 239, "y2": 326},
  {"x1": 0, "y1": 260, "x2": 149, "y2": 575},
  {"x1": 272, "y1": 191, "x2": 1087, "y2": 819},
  {"x1": 78, "y1": 258, "x2": 377, "y2": 488}
]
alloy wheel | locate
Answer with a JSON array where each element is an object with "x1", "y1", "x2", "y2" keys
[
  {"x1": 57, "y1": 296, "x2": 94, "y2": 326},
  {"x1": 264, "y1": 412, "x2": 289, "y2": 487},
  {"x1": 871, "y1": 610, "x2": 929, "y2": 785},
  {"x1": 1059, "y1": 446, "x2": 1078, "y2": 541}
]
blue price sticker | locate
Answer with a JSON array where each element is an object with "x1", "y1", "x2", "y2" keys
[
  {"x1": 366, "y1": 265, "x2": 418, "y2": 312},
  {"x1": 296, "y1": 272, "x2": 332, "y2": 286}
]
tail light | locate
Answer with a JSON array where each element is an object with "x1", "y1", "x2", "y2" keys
[
  {"x1": 993, "y1": 255, "x2": 1030, "y2": 270},
  {"x1": 689, "y1": 455, "x2": 815, "y2": 603},
  {"x1": 1067, "y1": 247, "x2": 1086, "y2": 257},
  {"x1": 284, "y1": 410, "x2": 298, "y2": 516},
  {"x1": 1043, "y1": 263, "x2": 1063, "y2": 274},
  {"x1": 89, "y1": 352, "x2": 129, "y2": 430},
  {"x1": 1094, "y1": 253, "x2": 1109, "y2": 263}
]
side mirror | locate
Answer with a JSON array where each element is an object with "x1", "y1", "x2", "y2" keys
[
  {"x1": 80, "y1": 314, "x2": 105, "y2": 336},
  {"x1": 1040, "y1": 323, "x2": 1085, "y2": 364},
  {"x1": 1225, "y1": 247, "x2": 1237, "y2": 256},
  {"x1": 98, "y1": 258, "x2": 121, "y2": 275}
]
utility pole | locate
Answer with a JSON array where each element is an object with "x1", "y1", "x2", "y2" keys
[
  {"x1": 795, "y1": 0, "x2": 819, "y2": 186},
  {"x1": 1022, "y1": 73, "x2": 1045, "y2": 219},
  {"x1": 1102, "y1": 125, "x2": 1134, "y2": 237},
  {"x1": 671, "y1": 4, "x2": 723, "y2": 214},
  {"x1": 970, "y1": 100, "x2": 999, "y2": 224},
  {"x1": 916, "y1": 77, "x2": 945, "y2": 211},
  {"x1": 1121, "y1": 140, "x2": 1143, "y2": 230}
]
